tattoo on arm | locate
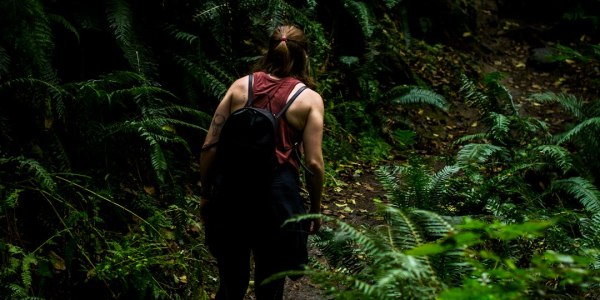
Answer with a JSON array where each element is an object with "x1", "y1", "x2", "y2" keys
[{"x1": 211, "y1": 114, "x2": 226, "y2": 136}]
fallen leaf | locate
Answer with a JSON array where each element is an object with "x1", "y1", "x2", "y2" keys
[
  {"x1": 45, "y1": 117, "x2": 54, "y2": 129},
  {"x1": 49, "y1": 251, "x2": 66, "y2": 271},
  {"x1": 553, "y1": 77, "x2": 566, "y2": 87},
  {"x1": 178, "y1": 274, "x2": 188, "y2": 284},
  {"x1": 144, "y1": 186, "x2": 155, "y2": 195}
]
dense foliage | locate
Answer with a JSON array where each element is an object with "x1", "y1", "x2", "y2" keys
[{"x1": 1, "y1": 0, "x2": 599, "y2": 299}]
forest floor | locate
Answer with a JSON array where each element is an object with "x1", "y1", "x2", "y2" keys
[{"x1": 280, "y1": 12, "x2": 600, "y2": 300}]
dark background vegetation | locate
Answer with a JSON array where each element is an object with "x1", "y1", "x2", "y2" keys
[{"x1": 1, "y1": 0, "x2": 599, "y2": 299}]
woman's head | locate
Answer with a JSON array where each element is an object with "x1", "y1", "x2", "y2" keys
[{"x1": 255, "y1": 24, "x2": 315, "y2": 88}]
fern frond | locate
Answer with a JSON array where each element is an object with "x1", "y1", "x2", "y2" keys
[
  {"x1": 0, "y1": 46, "x2": 10, "y2": 77},
  {"x1": 20, "y1": 254, "x2": 37, "y2": 289},
  {"x1": 528, "y1": 92, "x2": 584, "y2": 120},
  {"x1": 164, "y1": 24, "x2": 199, "y2": 45},
  {"x1": 484, "y1": 72, "x2": 518, "y2": 115},
  {"x1": 106, "y1": 0, "x2": 157, "y2": 75},
  {"x1": 173, "y1": 55, "x2": 228, "y2": 100},
  {"x1": 192, "y1": 2, "x2": 227, "y2": 23},
  {"x1": 102, "y1": 70, "x2": 151, "y2": 85},
  {"x1": 454, "y1": 133, "x2": 489, "y2": 146},
  {"x1": 1, "y1": 77, "x2": 67, "y2": 97},
  {"x1": 392, "y1": 87, "x2": 448, "y2": 111},
  {"x1": 534, "y1": 145, "x2": 573, "y2": 173},
  {"x1": 8, "y1": 283, "x2": 28, "y2": 298},
  {"x1": 556, "y1": 117, "x2": 600, "y2": 145},
  {"x1": 384, "y1": 0, "x2": 403, "y2": 9},
  {"x1": 459, "y1": 74, "x2": 488, "y2": 110},
  {"x1": 108, "y1": 85, "x2": 178, "y2": 102},
  {"x1": 487, "y1": 112, "x2": 510, "y2": 142},
  {"x1": 1, "y1": 189, "x2": 22, "y2": 212},
  {"x1": 453, "y1": 133, "x2": 489, "y2": 145},
  {"x1": 2, "y1": 157, "x2": 58, "y2": 193},
  {"x1": 107, "y1": 0, "x2": 134, "y2": 46},
  {"x1": 343, "y1": 0, "x2": 374, "y2": 38},
  {"x1": 376, "y1": 165, "x2": 403, "y2": 204},
  {"x1": 427, "y1": 165, "x2": 460, "y2": 207},
  {"x1": 580, "y1": 213, "x2": 600, "y2": 248},
  {"x1": 384, "y1": 205, "x2": 425, "y2": 250},
  {"x1": 16, "y1": 0, "x2": 57, "y2": 83},
  {"x1": 48, "y1": 13, "x2": 80, "y2": 43},
  {"x1": 412, "y1": 209, "x2": 455, "y2": 239},
  {"x1": 456, "y1": 144, "x2": 508, "y2": 167},
  {"x1": 155, "y1": 105, "x2": 213, "y2": 124},
  {"x1": 552, "y1": 177, "x2": 600, "y2": 214}
]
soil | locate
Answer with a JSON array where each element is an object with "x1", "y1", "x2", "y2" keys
[{"x1": 280, "y1": 8, "x2": 599, "y2": 300}]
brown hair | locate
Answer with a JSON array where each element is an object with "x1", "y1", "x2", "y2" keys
[{"x1": 254, "y1": 25, "x2": 316, "y2": 88}]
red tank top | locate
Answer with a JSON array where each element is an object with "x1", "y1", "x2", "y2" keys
[{"x1": 251, "y1": 71, "x2": 303, "y2": 171}]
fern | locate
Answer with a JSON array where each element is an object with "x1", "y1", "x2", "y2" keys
[
  {"x1": 552, "y1": 177, "x2": 600, "y2": 214},
  {"x1": 377, "y1": 161, "x2": 460, "y2": 212},
  {"x1": 556, "y1": 117, "x2": 600, "y2": 145},
  {"x1": 534, "y1": 145, "x2": 573, "y2": 173},
  {"x1": 392, "y1": 87, "x2": 449, "y2": 111},
  {"x1": 106, "y1": 0, "x2": 157, "y2": 76},
  {"x1": 483, "y1": 72, "x2": 518, "y2": 115},
  {"x1": 427, "y1": 165, "x2": 461, "y2": 206},
  {"x1": 173, "y1": 55, "x2": 228, "y2": 100},
  {"x1": 580, "y1": 213, "x2": 600, "y2": 251},
  {"x1": 306, "y1": 207, "x2": 453, "y2": 299},
  {"x1": 0, "y1": 46, "x2": 9, "y2": 77},
  {"x1": 456, "y1": 143, "x2": 507, "y2": 167},
  {"x1": 487, "y1": 112, "x2": 510, "y2": 143},
  {"x1": 452, "y1": 133, "x2": 488, "y2": 145},
  {"x1": 10, "y1": 0, "x2": 58, "y2": 84},
  {"x1": 458, "y1": 74, "x2": 489, "y2": 110},
  {"x1": 192, "y1": 2, "x2": 227, "y2": 23},
  {"x1": 20, "y1": 254, "x2": 37, "y2": 289},
  {"x1": 48, "y1": 13, "x2": 80, "y2": 43},
  {"x1": 384, "y1": 205, "x2": 426, "y2": 250},
  {"x1": 528, "y1": 92, "x2": 584, "y2": 120},
  {"x1": 1, "y1": 189, "x2": 22, "y2": 212},
  {"x1": 343, "y1": 0, "x2": 375, "y2": 39},
  {"x1": 164, "y1": 24, "x2": 199, "y2": 45},
  {"x1": 1, "y1": 157, "x2": 58, "y2": 193}
]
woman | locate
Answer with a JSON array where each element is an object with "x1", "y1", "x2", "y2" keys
[{"x1": 200, "y1": 24, "x2": 324, "y2": 300}]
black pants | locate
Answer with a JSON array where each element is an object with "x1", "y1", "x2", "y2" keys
[{"x1": 204, "y1": 165, "x2": 309, "y2": 300}]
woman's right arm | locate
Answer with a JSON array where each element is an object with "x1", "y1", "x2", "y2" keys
[
  {"x1": 301, "y1": 91, "x2": 325, "y2": 234},
  {"x1": 199, "y1": 76, "x2": 248, "y2": 199}
]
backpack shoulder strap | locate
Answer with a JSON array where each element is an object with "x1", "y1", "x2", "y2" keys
[
  {"x1": 246, "y1": 73, "x2": 254, "y2": 107},
  {"x1": 275, "y1": 85, "x2": 308, "y2": 119}
]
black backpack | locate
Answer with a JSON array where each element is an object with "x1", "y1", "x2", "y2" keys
[{"x1": 211, "y1": 73, "x2": 307, "y2": 191}]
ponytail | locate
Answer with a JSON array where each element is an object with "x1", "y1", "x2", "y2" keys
[{"x1": 254, "y1": 25, "x2": 315, "y2": 89}]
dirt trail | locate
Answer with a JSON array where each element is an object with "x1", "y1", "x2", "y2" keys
[{"x1": 281, "y1": 15, "x2": 600, "y2": 300}]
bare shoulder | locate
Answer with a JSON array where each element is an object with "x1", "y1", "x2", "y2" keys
[
  {"x1": 300, "y1": 88, "x2": 324, "y2": 110},
  {"x1": 230, "y1": 76, "x2": 249, "y2": 98},
  {"x1": 227, "y1": 75, "x2": 250, "y2": 110}
]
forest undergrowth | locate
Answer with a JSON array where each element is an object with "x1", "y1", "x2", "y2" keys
[
  {"x1": 282, "y1": 10, "x2": 600, "y2": 300},
  {"x1": 1, "y1": 1, "x2": 599, "y2": 299}
]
